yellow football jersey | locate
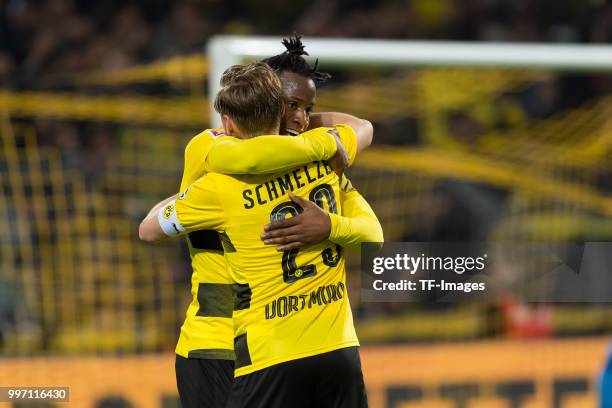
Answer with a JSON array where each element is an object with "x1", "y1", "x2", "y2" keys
[
  {"x1": 174, "y1": 126, "x2": 348, "y2": 360},
  {"x1": 175, "y1": 128, "x2": 235, "y2": 359},
  {"x1": 174, "y1": 125, "x2": 361, "y2": 376}
]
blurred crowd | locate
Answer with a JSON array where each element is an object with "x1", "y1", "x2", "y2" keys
[
  {"x1": 1, "y1": 0, "x2": 611, "y2": 174},
  {"x1": 1, "y1": 0, "x2": 612, "y2": 89},
  {"x1": 1, "y1": 0, "x2": 611, "y2": 350}
]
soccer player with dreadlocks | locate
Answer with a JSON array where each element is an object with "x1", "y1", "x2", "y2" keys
[
  {"x1": 141, "y1": 34, "x2": 380, "y2": 408},
  {"x1": 259, "y1": 34, "x2": 377, "y2": 253}
]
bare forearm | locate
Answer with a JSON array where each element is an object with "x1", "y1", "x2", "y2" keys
[{"x1": 139, "y1": 194, "x2": 178, "y2": 242}]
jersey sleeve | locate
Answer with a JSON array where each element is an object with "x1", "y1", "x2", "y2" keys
[
  {"x1": 327, "y1": 175, "x2": 383, "y2": 251},
  {"x1": 333, "y1": 124, "x2": 358, "y2": 166},
  {"x1": 174, "y1": 176, "x2": 225, "y2": 233},
  {"x1": 205, "y1": 130, "x2": 338, "y2": 175},
  {"x1": 179, "y1": 131, "x2": 216, "y2": 192}
]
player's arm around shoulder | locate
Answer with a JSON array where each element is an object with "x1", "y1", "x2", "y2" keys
[
  {"x1": 205, "y1": 129, "x2": 340, "y2": 175},
  {"x1": 309, "y1": 112, "x2": 373, "y2": 153},
  {"x1": 180, "y1": 129, "x2": 221, "y2": 192}
]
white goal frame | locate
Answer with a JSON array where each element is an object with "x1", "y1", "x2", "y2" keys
[{"x1": 208, "y1": 36, "x2": 612, "y2": 128}]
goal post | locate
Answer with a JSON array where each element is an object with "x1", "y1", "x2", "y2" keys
[
  {"x1": 206, "y1": 36, "x2": 612, "y2": 239},
  {"x1": 207, "y1": 35, "x2": 612, "y2": 127}
]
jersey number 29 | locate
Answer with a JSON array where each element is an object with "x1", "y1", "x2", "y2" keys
[{"x1": 269, "y1": 184, "x2": 341, "y2": 283}]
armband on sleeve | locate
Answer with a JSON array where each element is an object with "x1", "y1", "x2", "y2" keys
[{"x1": 157, "y1": 200, "x2": 186, "y2": 236}]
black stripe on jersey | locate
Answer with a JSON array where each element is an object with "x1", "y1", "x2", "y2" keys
[
  {"x1": 219, "y1": 232, "x2": 236, "y2": 253},
  {"x1": 187, "y1": 348, "x2": 236, "y2": 360},
  {"x1": 234, "y1": 333, "x2": 252, "y2": 369},
  {"x1": 188, "y1": 230, "x2": 223, "y2": 251},
  {"x1": 340, "y1": 175, "x2": 355, "y2": 193},
  {"x1": 196, "y1": 283, "x2": 233, "y2": 318},
  {"x1": 233, "y1": 283, "x2": 252, "y2": 310}
]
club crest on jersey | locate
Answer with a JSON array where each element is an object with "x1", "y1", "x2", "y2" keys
[
  {"x1": 209, "y1": 129, "x2": 225, "y2": 138},
  {"x1": 162, "y1": 203, "x2": 175, "y2": 219}
]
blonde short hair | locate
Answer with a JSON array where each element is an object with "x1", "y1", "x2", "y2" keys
[{"x1": 214, "y1": 62, "x2": 284, "y2": 134}]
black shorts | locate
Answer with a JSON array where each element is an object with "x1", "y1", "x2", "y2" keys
[
  {"x1": 227, "y1": 347, "x2": 368, "y2": 408},
  {"x1": 175, "y1": 354, "x2": 235, "y2": 408}
]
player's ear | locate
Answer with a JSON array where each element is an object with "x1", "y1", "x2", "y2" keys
[{"x1": 222, "y1": 114, "x2": 236, "y2": 134}]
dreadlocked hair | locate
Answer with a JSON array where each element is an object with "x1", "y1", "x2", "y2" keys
[{"x1": 262, "y1": 33, "x2": 331, "y2": 83}]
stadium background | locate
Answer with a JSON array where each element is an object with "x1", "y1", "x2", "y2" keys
[{"x1": 0, "y1": 0, "x2": 611, "y2": 407}]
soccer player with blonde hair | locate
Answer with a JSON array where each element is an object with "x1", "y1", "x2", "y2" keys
[
  {"x1": 142, "y1": 34, "x2": 381, "y2": 407},
  {"x1": 140, "y1": 61, "x2": 380, "y2": 407}
]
